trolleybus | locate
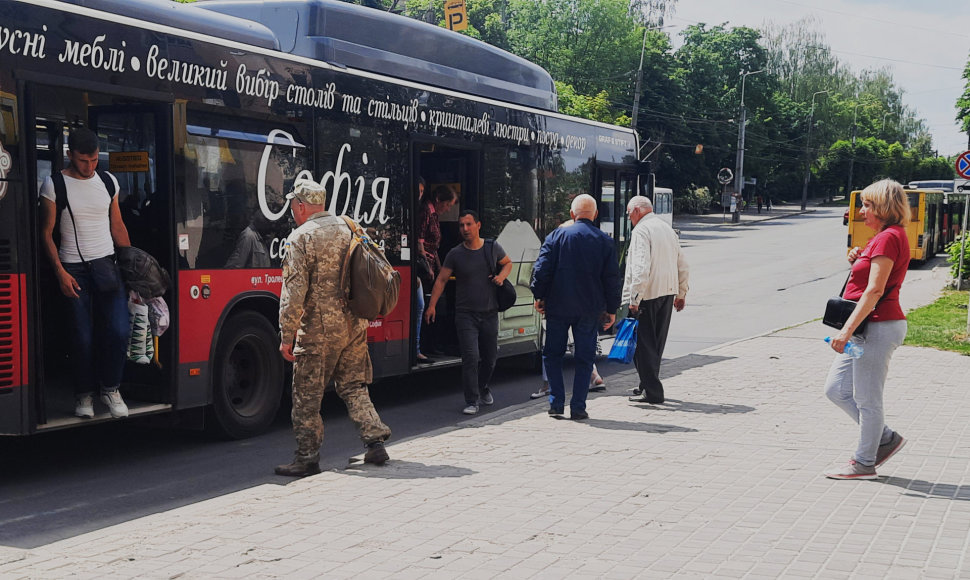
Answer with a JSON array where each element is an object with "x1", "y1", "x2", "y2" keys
[
  {"x1": 846, "y1": 188, "x2": 947, "y2": 264},
  {"x1": 0, "y1": 0, "x2": 645, "y2": 437}
]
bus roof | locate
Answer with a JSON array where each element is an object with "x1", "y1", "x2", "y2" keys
[
  {"x1": 196, "y1": 0, "x2": 558, "y2": 111},
  {"x1": 54, "y1": 0, "x2": 281, "y2": 50}
]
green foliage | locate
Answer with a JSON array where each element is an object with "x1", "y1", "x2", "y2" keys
[
  {"x1": 556, "y1": 82, "x2": 623, "y2": 124},
  {"x1": 672, "y1": 185, "x2": 712, "y2": 215},
  {"x1": 957, "y1": 57, "x2": 970, "y2": 135},
  {"x1": 946, "y1": 235, "x2": 970, "y2": 282},
  {"x1": 904, "y1": 290, "x2": 970, "y2": 354}
]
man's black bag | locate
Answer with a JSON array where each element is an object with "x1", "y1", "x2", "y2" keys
[
  {"x1": 116, "y1": 246, "x2": 170, "y2": 299},
  {"x1": 339, "y1": 216, "x2": 401, "y2": 320},
  {"x1": 483, "y1": 240, "x2": 516, "y2": 312}
]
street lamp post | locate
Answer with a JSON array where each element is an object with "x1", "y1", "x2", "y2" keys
[
  {"x1": 882, "y1": 111, "x2": 899, "y2": 134},
  {"x1": 733, "y1": 69, "x2": 763, "y2": 219},
  {"x1": 800, "y1": 90, "x2": 829, "y2": 211}
]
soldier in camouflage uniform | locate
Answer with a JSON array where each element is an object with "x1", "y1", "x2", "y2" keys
[{"x1": 276, "y1": 178, "x2": 392, "y2": 477}]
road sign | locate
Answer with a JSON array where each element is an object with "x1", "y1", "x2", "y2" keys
[
  {"x1": 717, "y1": 167, "x2": 733, "y2": 185},
  {"x1": 445, "y1": 0, "x2": 468, "y2": 31},
  {"x1": 956, "y1": 151, "x2": 970, "y2": 179},
  {"x1": 955, "y1": 179, "x2": 970, "y2": 193}
]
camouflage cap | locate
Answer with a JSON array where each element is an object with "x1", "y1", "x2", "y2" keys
[{"x1": 286, "y1": 177, "x2": 328, "y2": 206}]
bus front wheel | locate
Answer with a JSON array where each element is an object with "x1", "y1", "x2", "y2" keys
[{"x1": 210, "y1": 312, "x2": 284, "y2": 439}]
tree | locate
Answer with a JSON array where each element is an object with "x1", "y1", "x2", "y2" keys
[{"x1": 957, "y1": 54, "x2": 970, "y2": 146}]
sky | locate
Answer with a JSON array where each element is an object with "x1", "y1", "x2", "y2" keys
[{"x1": 666, "y1": 0, "x2": 970, "y2": 156}]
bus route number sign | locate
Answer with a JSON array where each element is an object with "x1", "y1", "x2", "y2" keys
[{"x1": 956, "y1": 151, "x2": 970, "y2": 180}]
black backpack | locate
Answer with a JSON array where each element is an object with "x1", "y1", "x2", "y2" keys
[{"x1": 116, "y1": 246, "x2": 171, "y2": 299}]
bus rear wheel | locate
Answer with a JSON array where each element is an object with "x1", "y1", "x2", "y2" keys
[{"x1": 210, "y1": 312, "x2": 283, "y2": 439}]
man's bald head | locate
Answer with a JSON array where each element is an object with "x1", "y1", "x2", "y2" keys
[{"x1": 570, "y1": 194, "x2": 598, "y2": 221}]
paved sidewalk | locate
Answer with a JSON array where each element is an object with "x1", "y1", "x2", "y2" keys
[{"x1": 3, "y1": 280, "x2": 968, "y2": 578}]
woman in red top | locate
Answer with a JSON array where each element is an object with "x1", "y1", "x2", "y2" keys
[{"x1": 824, "y1": 179, "x2": 910, "y2": 480}]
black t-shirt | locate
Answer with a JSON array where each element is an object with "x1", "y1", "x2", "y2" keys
[{"x1": 443, "y1": 240, "x2": 507, "y2": 312}]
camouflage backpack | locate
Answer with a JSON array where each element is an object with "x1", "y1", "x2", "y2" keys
[{"x1": 339, "y1": 216, "x2": 401, "y2": 321}]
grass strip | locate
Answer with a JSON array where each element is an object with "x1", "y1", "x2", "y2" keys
[{"x1": 904, "y1": 290, "x2": 970, "y2": 355}]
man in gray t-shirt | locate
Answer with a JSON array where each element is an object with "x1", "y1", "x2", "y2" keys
[{"x1": 425, "y1": 210, "x2": 512, "y2": 415}]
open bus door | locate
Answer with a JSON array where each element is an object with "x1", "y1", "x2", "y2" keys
[
  {"x1": 27, "y1": 82, "x2": 174, "y2": 431},
  {"x1": 594, "y1": 164, "x2": 636, "y2": 323},
  {"x1": 410, "y1": 138, "x2": 481, "y2": 366}
]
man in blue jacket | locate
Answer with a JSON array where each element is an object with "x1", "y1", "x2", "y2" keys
[{"x1": 530, "y1": 194, "x2": 621, "y2": 420}]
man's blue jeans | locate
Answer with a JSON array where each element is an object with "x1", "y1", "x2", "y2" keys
[
  {"x1": 62, "y1": 257, "x2": 130, "y2": 395},
  {"x1": 543, "y1": 314, "x2": 598, "y2": 413}
]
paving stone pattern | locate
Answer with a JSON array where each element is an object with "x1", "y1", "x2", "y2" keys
[{"x1": 3, "y1": 314, "x2": 970, "y2": 579}]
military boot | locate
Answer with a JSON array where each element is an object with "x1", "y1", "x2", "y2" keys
[
  {"x1": 363, "y1": 441, "x2": 389, "y2": 465},
  {"x1": 274, "y1": 457, "x2": 321, "y2": 477}
]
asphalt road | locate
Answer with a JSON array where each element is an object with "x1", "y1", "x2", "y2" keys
[
  {"x1": 1, "y1": 204, "x2": 936, "y2": 549},
  {"x1": 668, "y1": 206, "x2": 860, "y2": 357}
]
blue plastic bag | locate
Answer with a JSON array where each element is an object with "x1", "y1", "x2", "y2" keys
[{"x1": 608, "y1": 317, "x2": 638, "y2": 364}]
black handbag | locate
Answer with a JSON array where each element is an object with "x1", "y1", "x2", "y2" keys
[
  {"x1": 483, "y1": 240, "x2": 516, "y2": 312},
  {"x1": 823, "y1": 273, "x2": 880, "y2": 335},
  {"x1": 823, "y1": 296, "x2": 868, "y2": 334}
]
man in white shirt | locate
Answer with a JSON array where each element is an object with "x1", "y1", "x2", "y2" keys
[
  {"x1": 40, "y1": 128, "x2": 132, "y2": 419},
  {"x1": 621, "y1": 195, "x2": 689, "y2": 404}
]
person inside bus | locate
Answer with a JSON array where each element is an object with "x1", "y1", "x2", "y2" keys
[
  {"x1": 39, "y1": 127, "x2": 132, "y2": 420},
  {"x1": 413, "y1": 177, "x2": 430, "y2": 363},
  {"x1": 823, "y1": 179, "x2": 910, "y2": 480},
  {"x1": 224, "y1": 208, "x2": 272, "y2": 268},
  {"x1": 417, "y1": 183, "x2": 458, "y2": 357}
]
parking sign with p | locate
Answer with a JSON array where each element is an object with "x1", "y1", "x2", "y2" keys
[{"x1": 445, "y1": 0, "x2": 467, "y2": 31}]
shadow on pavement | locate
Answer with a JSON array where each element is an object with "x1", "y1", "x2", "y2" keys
[
  {"x1": 579, "y1": 418, "x2": 698, "y2": 434},
  {"x1": 337, "y1": 460, "x2": 477, "y2": 480},
  {"x1": 880, "y1": 477, "x2": 970, "y2": 501},
  {"x1": 632, "y1": 399, "x2": 756, "y2": 415},
  {"x1": 662, "y1": 353, "x2": 735, "y2": 380}
]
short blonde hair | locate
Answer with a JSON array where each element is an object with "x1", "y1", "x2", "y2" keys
[{"x1": 860, "y1": 179, "x2": 910, "y2": 228}]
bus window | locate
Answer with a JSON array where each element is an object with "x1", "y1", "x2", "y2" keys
[
  {"x1": 180, "y1": 113, "x2": 308, "y2": 269},
  {"x1": 599, "y1": 175, "x2": 616, "y2": 238}
]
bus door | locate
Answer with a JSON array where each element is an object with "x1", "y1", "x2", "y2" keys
[
  {"x1": 89, "y1": 105, "x2": 174, "y2": 409},
  {"x1": 594, "y1": 165, "x2": 637, "y2": 246},
  {"x1": 411, "y1": 139, "x2": 481, "y2": 364},
  {"x1": 28, "y1": 82, "x2": 174, "y2": 430}
]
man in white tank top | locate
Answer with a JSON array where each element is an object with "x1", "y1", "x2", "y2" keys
[{"x1": 39, "y1": 128, "x2": 132, "y2": 420}]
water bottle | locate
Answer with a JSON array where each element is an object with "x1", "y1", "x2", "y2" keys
[{"x1": 824, "y1": 336, "x2": 864, "y2": 359}]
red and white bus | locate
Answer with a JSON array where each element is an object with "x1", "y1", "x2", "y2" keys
[{"x1": 0, "y1": 0, "x2": 643, "y2": 437}]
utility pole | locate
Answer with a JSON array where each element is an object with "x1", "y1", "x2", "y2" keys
[
  {"x1": 631, "y1": 25, "x2": 674, "y2": 130},
  {"x1": 631, "y1": 27, "x2": 647, "y2": 130},
  {"x1": 734, "y1": 69, "x2": 763, "y2": 215},
  {"x1": 846, "y1": 99, "x2": 858, "y2": 198},
  {"x1": 801, "y1": 90, "x2": 828, "y2": 211}
]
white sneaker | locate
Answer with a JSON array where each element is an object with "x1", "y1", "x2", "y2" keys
[
  {"x1": 101, "y1": 390, "x2": 129, "y2": 418},
  {"x1": 75, "y1": 394, "x2": 94, "y2": 419},
  {"x1": 462, "y1": 404, "x2": 479, "y2": 415}
]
